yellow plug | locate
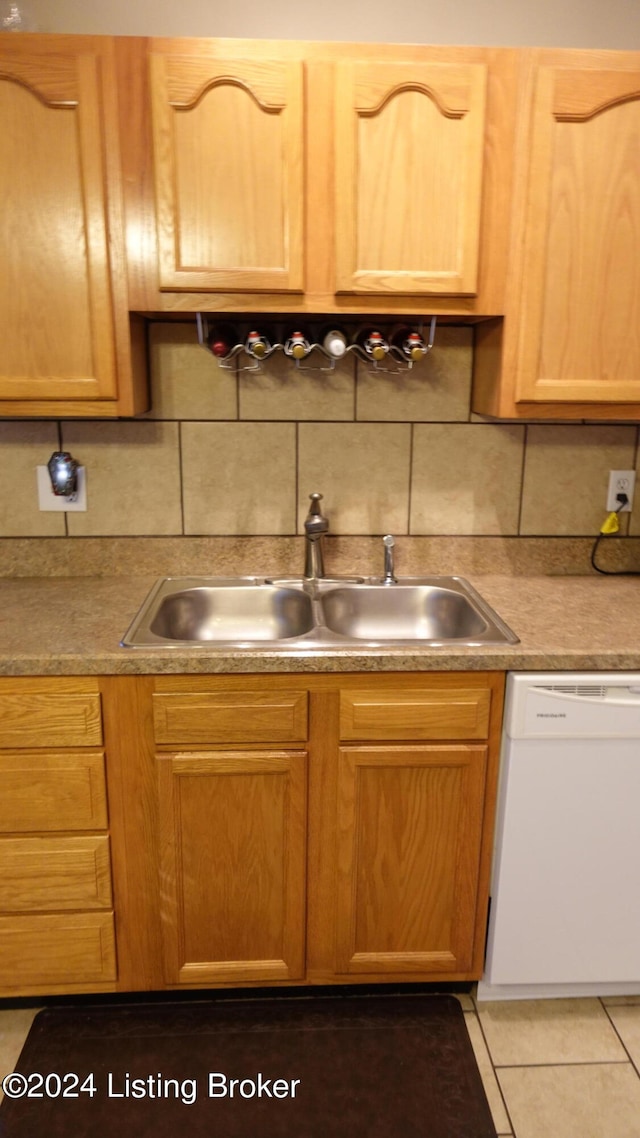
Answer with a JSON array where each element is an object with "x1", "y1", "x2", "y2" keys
[{"x1": 600, "y1": 511, "x2": 620, "y2": 534}]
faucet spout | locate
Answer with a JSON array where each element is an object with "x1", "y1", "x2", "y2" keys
[
  {"x1": 382, "y1": 534, "x2": 397, "y2": 584},
  {"x1": 304, "y1": 492, "x2": 329, "y2": 579}
]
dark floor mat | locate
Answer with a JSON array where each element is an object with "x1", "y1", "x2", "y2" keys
[{"x1": 0, "y1": 993, "x2": 497, "y2": 1137}]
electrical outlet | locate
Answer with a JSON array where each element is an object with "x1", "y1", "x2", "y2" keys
[
  {"x1": 37, "y1": 466, "x2": 87, "y2": 511},
  {"x1": 606, "y1": 469, "x2": 636, "y2": 513}
]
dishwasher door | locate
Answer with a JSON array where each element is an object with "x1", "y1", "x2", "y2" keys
[{"x1": 478, "y1": 673, "x2": 640, "y2": 1001}]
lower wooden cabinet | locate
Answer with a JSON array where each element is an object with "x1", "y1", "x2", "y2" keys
[
  {"x1": 333, "y1": 744, "x2": 487, "y2": 977},
  {"x1": 156, "y1": 749, "x2": 307, "y2": 985},
  {"x1": 103, "y1": 672, "x2": 504, "y2": 993},
  {"x1": 0, "y1": 672, "x2": 504, "y2": 995},
  {"x1": 0, "y1": 677, "x2": 116, "y2": 996},
  {"x1": 0, "y1": 913, "x2": 116, "y2": 990}
]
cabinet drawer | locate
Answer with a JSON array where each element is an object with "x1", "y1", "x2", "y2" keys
[
  {"x1": 153, "y1": 690, "x2": 308, "y2": 744},
  {"x1": 0, "y1": 912, "x2": 116, "y2": 988},
  {"x1": 339, "y1": 687, "x2": 491, "y2": 740},
  {"x1": 0, "y1": 681, "x2": 102, "y2": 748},
  {"x1": 0, "y1": 752, "x2": 108, "y2": 832},
  {"x1": 0, "y1": 836, "x2": 112, "y2": 912}
]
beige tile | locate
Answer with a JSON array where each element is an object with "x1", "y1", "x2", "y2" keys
[
  {"x1": 144, "y1": 322, "x2": 238, "y2": 420},
  {"x1": 454, "y1": 993, "x2": 475, "y2": 1012},
  {"x1": 603, "y1": 996, "x2": 640, "y2": 1007},
  {"x1": 606, "y1": 1005, "x2": 640, "y2": 1068},
  {"x1": 63, "y1": 422, "x2": 182, "y2": 536},
  {"x1": 410, "y1": 424, "x2": 524, "y2": 535},
  {"x1": 298, "y1": 423, "x2": 411, "y2": 534},
  {"x1": 497, "y1": 1063, "x2": 640, "y2": 1138},
  {"x1": 476, "y1": 998, "x2": 627, "y2": 1066},
  {"x1": 356, "y1": 326, "x2": 472, "y2": 422},
  {"x1": 464, "y1": 1011, "x2": 512, "y2": 1135},
  {"x1": 0, "y1": 1007, "x2": 40, "y2": 1102},
  {"x1": 0, "y1": 422, "x2": 64, "y2": 536},
  {"x1": 240, "y1": 349, "x2": 355, "y2": 420},
  {"x1": 182, "y1": 422, "x2": 296, "y2": 535},
  {"x1": 521, "y1": 425, "x2": 637, "y2": 536}
]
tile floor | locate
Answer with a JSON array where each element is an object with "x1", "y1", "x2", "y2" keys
[
  {"x1": 463, "y1": 993, "x2": 640, "y2": 1138},
  {"x1": 1, "y1": 996, "x2": 640, "y2": 1135}
]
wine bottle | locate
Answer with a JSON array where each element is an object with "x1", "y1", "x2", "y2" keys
[
  {"x1": 207, "y1": 323, "x2": 239, "y2": 359},
  {"x1": 355, "y1": 328, "x2": 390, "y2": 361},
  {"x1": 390, "y1": 326, "x2": 428, "y2": 362},
  {"x1": 244, "y1": 330, "x2": 272, "y2": 360},
  {"x1": 283, "y1": 329, "x2": 312, "y2": 360},
  {"x1": 319, "y1": 326, "x2": 348, "y2": 359}
]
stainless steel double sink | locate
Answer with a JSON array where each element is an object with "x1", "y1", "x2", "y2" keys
[{"x1": 121, "y1": 575, "x2": 518, "y2": 649}]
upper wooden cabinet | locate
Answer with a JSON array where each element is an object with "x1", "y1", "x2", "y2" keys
[
  {"x1": 473, "y1": 48, "x2": 640, "y2": 420},
  {"x1": 0, "y1": 35, "x2": 148, "y2": 417},
  {"x1": 149, "y1": 47, "x2": 304, "y2": 293},
  {"x1": 334, "y1": 60, "x2": 487, "y2": 297},
  {"x1": 122, "y1": 39, "x2": 517, "y2": 317}
]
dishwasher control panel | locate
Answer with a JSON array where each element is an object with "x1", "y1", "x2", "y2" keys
[{"x1": 506, "y1": 674, "x2": 640, "y2": 739}]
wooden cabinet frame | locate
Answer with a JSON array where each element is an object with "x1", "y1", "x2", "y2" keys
[{"x1": 103, "y1": 672, "x2": 505, "y2": 993}]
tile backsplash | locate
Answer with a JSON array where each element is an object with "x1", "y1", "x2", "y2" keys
[{"x1": 1, "y1": 323, "x2": 639, "y2": 544}]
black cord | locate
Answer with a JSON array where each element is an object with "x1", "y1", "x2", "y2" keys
[
  {"x1": 591, "y1": 534, "x2": 640, "y2": 575},
  {"x1": 591, "y1": 495, "x2": 640, "y2": 575}
]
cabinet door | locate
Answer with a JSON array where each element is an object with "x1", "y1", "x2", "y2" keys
[
  {"x1": 335, "y1": 744, "x2": 487, "y2": 975},
  {"x1": 334, "y1": 60, "x2": 487, "y2": 296},
  {"x1": 515, "y1": 65, "x2": 640, "y2": 404},
  {"x1": 149, "y1": 48, "x2": 304, "y2": 292},
  {"x1": 157, "y1": 749, "x2": 307, "y2": 984},
  {"x1": 0, "y1": 37, "x2": 127, "y2": 405}
]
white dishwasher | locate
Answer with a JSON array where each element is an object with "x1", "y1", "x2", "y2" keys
[{"x1": 478, "y1": 672, "x2": 640, "y2": 1001}]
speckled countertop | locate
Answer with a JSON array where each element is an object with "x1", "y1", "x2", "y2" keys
[{"x1": 1, "y1": 574, "x2": 640, "y2": 675}]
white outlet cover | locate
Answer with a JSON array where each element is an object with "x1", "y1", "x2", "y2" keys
[
  {"x1": 37, "y1": 465, "x2": 87, "y2": 511},
  {"x1": 606, "y1": 469, "x2": 636, "y2": 513}
]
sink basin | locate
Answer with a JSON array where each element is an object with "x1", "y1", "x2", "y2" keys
[
  {"x1": 122, "y1": 578, "x2": 314, "y2": 645},
  {"x1": 121, "y1": 575, "x2": 518, "y2": 649},
  {"x1": 322, "y1": 583, "x2": 491, "y2": 641}
]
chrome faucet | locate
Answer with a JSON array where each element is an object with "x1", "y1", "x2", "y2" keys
[
  {"x1": 382, "y1": 534, "x2": 397, "y2": 584},
  {"x1": 304, "y1": 492, "x2": 329, "y2": 579}
]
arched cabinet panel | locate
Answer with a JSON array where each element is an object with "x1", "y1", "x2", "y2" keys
[
  {"x1": 515, "y1": 65, "x2": 640, "y2": 405},
  {"x1": 149, "y1": 50, "x2": 305, "y2": 292},
  {"x1": 0, "y1": 35, "x2": 147, "y2": 416},
  {"x1": 334, "y1": 60, "x2": 487, "y2": 296}
]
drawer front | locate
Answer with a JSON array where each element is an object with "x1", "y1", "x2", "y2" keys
[
  {"x1": 153, "y1": 690, "x2": 308, "y2": 745},
  {"x1": 0, "y1": 684, "x2": 102, "y2": 748},
  {"x1": 0, "y1": 836, "x2": 112, "y2": 912},
  {"x1": 0, "y1": 752, "x2": 108, "y2": 833},
  {"x1": 340, "y1": 688, "x2": 491, "y2": 741},
  {"x1": 0, "y1": 912, "x2": 116, "y2": 987}
]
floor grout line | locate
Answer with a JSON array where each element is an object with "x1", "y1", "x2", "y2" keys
[
  {"x1": 600, "y1": 999, "x2": 640, "y2": 1081},
  {"x1": 493, "y1": 1059, "x2": 636, "y2": 1070},
  {"x1": 465, "y1": 1005, "x2": 517, "y2": 1137}
]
